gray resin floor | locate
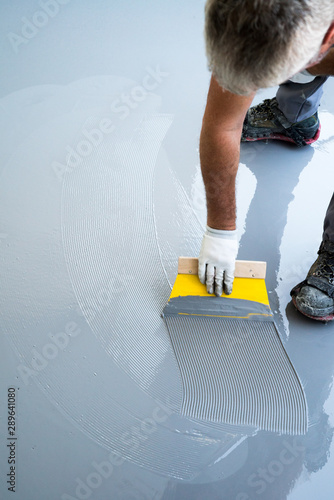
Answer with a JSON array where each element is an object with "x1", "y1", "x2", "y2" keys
[{"x1": 1, "y1": 1, "x2": 334, "y2": 499}]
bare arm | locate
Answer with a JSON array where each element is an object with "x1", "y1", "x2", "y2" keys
[{"x1": 200, "y1": 76, "x2": 255, "y2": 230}]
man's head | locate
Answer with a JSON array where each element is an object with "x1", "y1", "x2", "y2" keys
[{"x1": 205, "y1": 0, "x2": 334, "y2": 95}]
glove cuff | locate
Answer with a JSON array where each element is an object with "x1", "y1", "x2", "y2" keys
[{"x1": 206, "y1": 225, "x2": 237, "y2": 240}]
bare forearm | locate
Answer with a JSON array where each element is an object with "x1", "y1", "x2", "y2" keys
[
  {"x1": 199, "y1": 76, "x2": 254, "y2": 230},
  {"x1": 200, "y1": 126, "x2": 240, "y2": 230}
]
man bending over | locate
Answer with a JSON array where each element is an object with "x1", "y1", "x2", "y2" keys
[{"x1": 199, "y1": 0, "x2": 334, "y2": 320}]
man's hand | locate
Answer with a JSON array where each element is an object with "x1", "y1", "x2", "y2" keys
[{"x1": 198, "y1": 226, "x2": 238, "y2": 296}]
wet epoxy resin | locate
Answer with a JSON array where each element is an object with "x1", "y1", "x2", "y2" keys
[{"x1": 1, "y1": 1, "x2": 334, "y2": 499}]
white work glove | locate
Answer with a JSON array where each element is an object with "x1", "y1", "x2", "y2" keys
[{"x1": 198, "y1": 226, "x2": 238, "y2": 296}]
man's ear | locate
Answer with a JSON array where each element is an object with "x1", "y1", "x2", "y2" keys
[
  {"x1": 321, "y1": 22, "x2": 334, "y2": 54},
  {"x1": 308, "y1": 21, "x2": 334, "y2": 67}
]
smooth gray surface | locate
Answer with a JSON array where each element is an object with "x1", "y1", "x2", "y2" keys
[{"x1": 1, "y1": 1, "x2": 334, "y2": 499}]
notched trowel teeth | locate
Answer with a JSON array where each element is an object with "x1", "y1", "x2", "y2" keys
[{"x1": 163, "y1": 257, "x2": 308, "y2": 435}]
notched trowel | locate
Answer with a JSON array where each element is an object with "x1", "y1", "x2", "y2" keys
[{"x1": 163, "y1": 257, "x2": 308, "y2": 435}]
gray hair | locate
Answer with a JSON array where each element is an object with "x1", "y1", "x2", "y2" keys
[{"x1": 205, "y1": 0, "x2": 334, "y2": 94}]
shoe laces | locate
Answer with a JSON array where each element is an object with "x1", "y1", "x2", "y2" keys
[
  {"x1": 313, "y1": 250, "x2": 334, "y2": 284},
  {"x1": 250, "y1": 98, "x2": 277, "y2": 120}
]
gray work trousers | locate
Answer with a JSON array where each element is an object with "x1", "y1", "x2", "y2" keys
[{"x1": 276, "y1": 76, "x2": 334, "y2": 244}]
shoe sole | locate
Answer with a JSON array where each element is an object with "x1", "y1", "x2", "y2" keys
[{"x1": 242, "y1": 125, "x2": 321, "y2": 146}]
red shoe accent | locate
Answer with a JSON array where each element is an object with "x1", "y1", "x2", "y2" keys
[
  {"x1": 292, "y1": 295, "x2": 334, "y2": 322},
  {"x1": 243, "y1": 125, "x2": 321, "y2": 146},
  {"x1": 303, "y1": 125, "x2": 321, "y2": 145}
]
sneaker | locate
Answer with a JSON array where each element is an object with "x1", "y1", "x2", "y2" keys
[
  {"x1": 241, "y1": 98, "x2": 321, "y2": 147},
  {"x1": 290, "y1": 241, "x2": 334, "y2": 321}
]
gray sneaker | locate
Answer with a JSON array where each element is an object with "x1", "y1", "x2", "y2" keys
[
  {"x1": 290, "y1": 241, "x2": 334, "y2": 321},
  {"x1": 242, "y1": 98, "x2": 321, "y2": 147}
]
